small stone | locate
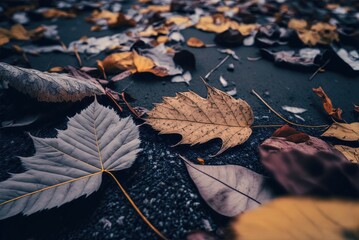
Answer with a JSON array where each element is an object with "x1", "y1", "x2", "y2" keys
[{"x1": 227, "y1": 63, "x2": 235, "y2": 71}]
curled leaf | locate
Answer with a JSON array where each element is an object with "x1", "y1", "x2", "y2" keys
[
  {"x1": 147, "y1": 84, "x2": 254, "y2": 155},
  {"x1": 0, "y1": 62, "x2": 105, "y2": 102},
  {"x1": 186, "y1": 37, "x2": 205, "y2": 48},
  {"x1": 313, "y1": 86, "x2": 343, "y2": 120}
]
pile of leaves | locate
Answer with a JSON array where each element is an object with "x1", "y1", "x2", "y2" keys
[{"x1": 0, "y1": 0, "x2": 358, "y2": 239}]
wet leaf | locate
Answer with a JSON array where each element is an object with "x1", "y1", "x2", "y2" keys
[
  {"x1": 334, "y1": 145, "x2": 359, "y2": 163},
  {"x1": 322, "y1": 122, "x2": 359, "y2": 141},
  {"x1": 0, "y1": 62, "x2": 105, "y2": 102},
  {"x1": 181, "y1": 156, "x2": 273, "y2": 217},
  {"x1": 147, "y1": 84, "x2": 254, "y2": 155},
  {"x1": 231, "y1": 198, "x2": 359, "y2": 240},
  {"x1": 259, "y1": 125, "x2": 359, "y2": 197},
  {"x1": 0, "y1": 99, "x2": 141, "y2": 219},
  {"x1": 313, "y1": 86, "x2": 343, "y2": 120}
]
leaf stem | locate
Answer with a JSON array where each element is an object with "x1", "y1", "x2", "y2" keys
[
  {"x1": 121, "y1": 92, "x2": 142, "y2": 119},
  {"x1": 106, "y1": 92, "x2": 123, "y2": 112},
  {"x1": 204, "y1": 55, "x2": 230, "y2": 80},
  {"x1": 105, "y1": 171, "x2": 169, "y2": 240},
  {"x1": 251, "y1": 90, "x2": 328, "y2": 128}
]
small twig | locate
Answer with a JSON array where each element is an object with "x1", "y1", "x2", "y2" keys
[
  {"x1": 309, "y1": 58, "x2": 330, "y2": 81},
  {"x1": 252, "y1": 90, "x2": 328, "y2": 128},
  {"x1": 204, "y1": 55, "x2": 230, "y2": 80},
  {"x1": 106, "y1": 92, "x2": 123, "y2": 112},
  {"x1": 105, "y1": 171, "x2": 168, "y2": 240},
  {"x1": 121, "y1": 92, "x2": 142, "y2": 119},
  {"x1": 73, "y1": 44, "x2": 83, "y2": 67}
]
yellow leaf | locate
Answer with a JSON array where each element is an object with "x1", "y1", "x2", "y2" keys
[
  {"x1": 10, "y1": 24, "x2": 29, "y2": 41},
  {"x1": 0, "y1": 34, "x2": 10, "y2": 46},
  {"x1": 133, "y1": 51, "x2": 155, "y2": 72},
  {"x1": 187, "y1": 37, "x2": 205, "y2": 48},
  {"x1": 156, "y1": 36, "x2": 169, "y2": 44},
  {"x1": 195, "y1": 15, "x2": 231, "y2": 33},
  {"x1": 166, "y1": 16, "x2": 192, "y2": 27},
  {"x1": 230, "y1": 22, "x2": 258, "y2": 36},
  {"x1": 146, "y1": 84, "x2": 254, "y2": 155},
  {"x1": 98, "y1": 52, "x2": 136, "y2": 74},
  {"x1": 334, "y1": 145, "x2": 359, "y2": 163},
  {"x1": 140, "y1": 5, "x2": 170, "y2": 14},
  {"x1": 288, "y1": 19, "x2": 308, "y2": 30},
  {"x1": 232, "y1": 198, "x2": 359, "y2": 240},
  {"x1": 322, "y1": 123, "x2": 359, "y2": 141}
]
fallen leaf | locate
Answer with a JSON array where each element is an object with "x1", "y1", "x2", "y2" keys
[
  {"x1": 10, "y1": 24, "x2": 29, "y2": 40},
  {"x1": 41, "y1": 8, "x2": 75, "y2": 18},
  {"x1": 147, "y1": 84, "x2": 254, "y2": 155},
  {"x1": 313, "y1": 86, "x2": 343, "y2": 120},
  {"x1": 335, "y1": 145, "x2": 359, "y2": 163},
  {"x1": 181, "y1": 156, "x2": 273, "y2": 217},
  {"x1": 288, "y1": 19, "x2": 339, "y2": 46},
  {"x1": 186, "y1": 37, "x2": 205, "y2": 48},
  {"x1": 86, "y1": 10, "x2": 134, "y2": 29},
  {"x1": 0, "y1": 62, "x2": 105, "y2": 102},
  {"x1": 98, "y1": 52, "x2": 136, "y2": 74},
  {"x1": 231, "y1": 198, "x2": 359, "y2": 240},
  {"x1": 332, "y1": 47, "x2": 359, "y2": 71},
  {"x1": 322, "y1": 122, "x2": 359, "y2": 141},
  {"x1": 260, "y1": 125, "x2": 359, "y2": 197},
  {"x1": 0, "y1": 99, "x2": 141, "y2": 219},
  {"x1": 261, "y1": 48, "x2": 321, "y2": 67},
  {"x1": 214, "y1": 29, "x2": 244, "y2": 47}
]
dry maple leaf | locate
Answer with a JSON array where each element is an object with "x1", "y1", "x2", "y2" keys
[
  {"x1": 313, "y1": 86, "x2": 343, "y2": 120},
  {"x1": 0, "y1": 99, "x2": 141, "y2": 219},
  {"x1": 322, "y1": 122, "x2": 359, "y2": 141},
  {"x1": 334, "y1": 145, "x2": 359, "y2": 163},
  {"x1": 231, "y1": 197, "x2": 359, "y2": 240},
  {"x1": 0, "y1": 62, "x2": 105, "y2": 102},
  {"x1": 146, "y1": 84, "x2": 254, "y2": 155}
]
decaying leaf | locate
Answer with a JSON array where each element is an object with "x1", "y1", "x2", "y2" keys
[
  {"x1": 97, "y1": 51, "x2": 168, "y2": 77},
  {"x1": 181, "y1": 156, "x2": 273, "y2": 217},
  {"x1": 0, "y1": 62, "x2": 105, "y2": 102},
  {"x1": 259, "y1": 125, "x2": 359, "y2": 197},
  {"x1": 0, "y1": 99, "x2": 141, "y2": 219},
  {"x1": 186, "y1": 37, "x2": 205, "y2": 48},
  {"x1": 322, "y1": 122, "x2": 359, "y2": 141},
  {"x1": 334, "y1": 145, "x2": 359, "y2": 163},
  {"x1": 147, "y1": 84, "x2": 254, "y2": 155},
  {"x1": 195, "y1": 15, "x2": 258, "y2": 36},
  {"x1": 261, "y1": 48, "x2": 321, "y2": 67},
  {"x1": 231, "y1": 198, "x2": 359, "y2": 240},
  {"x1": 313, "y1": 86, "x2": 343, "y2": 120},
  {"x1": 288, "y1": 19, "x2": 339, "y2": 46}
]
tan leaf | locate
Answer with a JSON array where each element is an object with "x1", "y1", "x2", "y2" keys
[
  {"x1": 133, "y1": 50, "x2": 156, "y2": 72},
  {"x1": 187, "y1": 37, "x2": 206, "y2": 48},
  {"x1": 230, "y1": 22, "x2": 258, "y2": 36},
  {"x1": 288, "y1": 19, "x2": 308, "y2": 30},
  {"x1": 322, "y1": 122, "x2": 359, "y2": 141},
  {"x1": 166, "y1": 16, "x2": 192, "y2": 27},
  {"x1": 0, "y1": 34, "x2": 10, "y2": 46},
  {"x1": 335, "y1": 145, "x2": 359, "y2": 163},
  {"x1": 139, "y1": 5, "x2": 170, "y2": 14},
  {"x1": 10, "y1": 24, "x2": 29, "y2": 41},
  {"x1": 42, "y1": 8, "x2": 75, "y2": 18},
  {"x1": 146, "y1": 84, "x2": 254, "y2": 155},
  {"x1": 195, "y1": 15, "x2": 231, "y2": 33},
  {"x1": 231, "y1": 198, "x2": 359, "y2": 240}
]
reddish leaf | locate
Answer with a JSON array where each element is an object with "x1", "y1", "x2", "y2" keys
[
  {"x1": 313, "y1": 86, "x2": 343, "y2": 120},
  {"x1": 259, "y1": 126, "x2": 359, "y2": 198}
]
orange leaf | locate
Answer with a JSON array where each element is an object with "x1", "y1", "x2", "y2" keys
[
  {"x1": 313, "y1": 86, "x2": 342, "y2": 120},
  {"x1": 187, "y1": 37, "x2": 205, "y2": 48}
]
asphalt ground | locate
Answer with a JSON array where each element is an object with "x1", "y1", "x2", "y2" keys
[{"x1": 0, "y1": 4, "x2": 358, "y2": 240}]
